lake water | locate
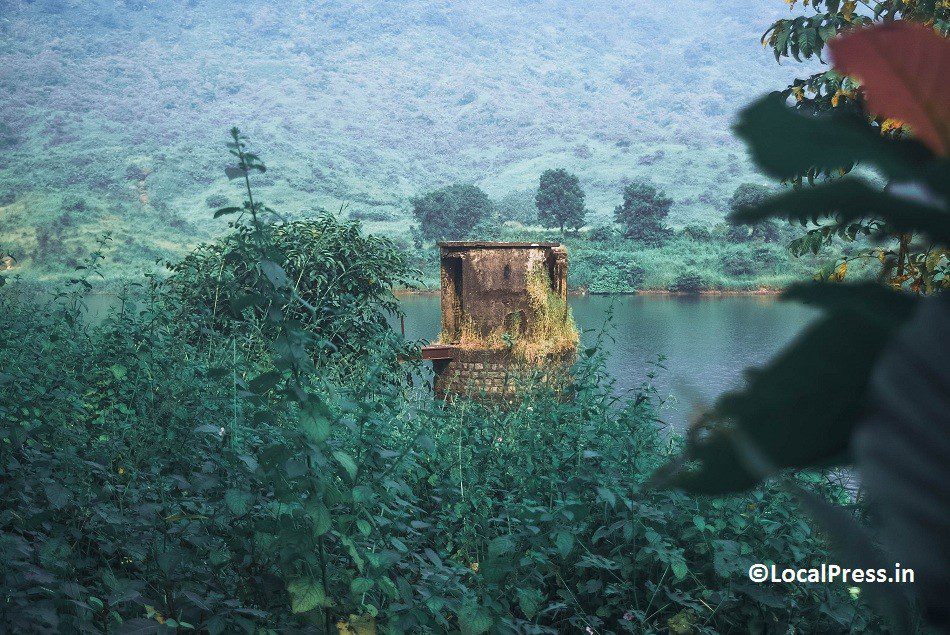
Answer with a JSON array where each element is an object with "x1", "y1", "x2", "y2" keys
[
  {"x1": 399, "y1": 294, "x2": 819, "y2": 430},
  {"x1": 78, "y1": 292, "x2": 818, "y2": 430}
]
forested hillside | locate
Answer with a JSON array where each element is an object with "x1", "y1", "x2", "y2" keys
[{"x1": 0, "y1": 0, "x2": 814, "y2": 277}]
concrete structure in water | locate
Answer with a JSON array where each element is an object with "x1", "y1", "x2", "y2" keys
[{"x1": 422, "y1": 241, "x2": 574, "y2": 401}]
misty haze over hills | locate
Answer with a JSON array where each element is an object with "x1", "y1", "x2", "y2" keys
[{"x1": 0, "y1": 0, "x2": 817, "y2": 266}]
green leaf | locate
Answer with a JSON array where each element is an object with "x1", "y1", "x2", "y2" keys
[
  {"x1": 300, "y1": 398, "x2": 332, "y2": 443},
  {"x1": 671, "y1": 559, "x2": 689, "y2": 580},
  {"x1": 730, "y1": 177, "x2": 950, "y2": 245},
  {"x1": 516, "y1": 588, "x2": 543, "y2": 620},
  {"x1": 212, "y1": 206, "x2": 242, "y2": 218},
  {"x1": 109, "y1": 364, "x2": 127, "y2": 380},
  {"x1": 554, "y1": 531, "x2": 574, "y2": 558},
  {"x1": 260, "y1": 259, "x2": 291, "y2": 290},
  {"x1": 45, "y1": 482, "x2": 69, "y2": 509},
  {"x1": 224, "y1": 489, "x2": 253, "y2": 516},
  {"x1": 653, "y1": 283, "x2": 919, "y2": 494},
  {"x1": 596, "y1": 486, "x2": 616, "y2": 507},
  {"x1": 488, "y1": 535, "x2": 514, "y2": 558},
  {"x1": 305, "y1": 499, "x2": 332, "y2": 537},
  {"x1": 357, "y1": 519, "x2": 372, "y2": 536},
  {"x1": 460, "y1": 605, "x2": 493, "y2": 635},
  {"x1": 287, "y1": 578, "x2": 329, "y2": 613},
  {"x1": 333, "y1": 451, "x2": 358, "y2": 481},
  {"x1": 350, "y1": 577, "x2": 373, "y2": 595},
  {"x1": 247, "y1": 370, "x2": 282, "y2": 395}
]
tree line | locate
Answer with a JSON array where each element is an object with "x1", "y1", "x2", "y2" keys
[{"x1": 411, "y1": 168, "x2": 774, "y2": 245}]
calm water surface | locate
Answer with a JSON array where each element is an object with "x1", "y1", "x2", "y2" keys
[
  {"x1": 399, "y1": 294, "x2": 818, "y2": 429},
  {"x1": 79, "y1": 292, "x2": 817, "y2": 430}
]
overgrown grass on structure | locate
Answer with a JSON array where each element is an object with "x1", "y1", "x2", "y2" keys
[{"x1": 438, "y1": 265, "x2": 579, "y2": 364}]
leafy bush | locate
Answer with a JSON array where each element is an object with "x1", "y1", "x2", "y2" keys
[
  {"x1": 670, "y1": 269, "x2": 707, "y2": 293},
  {"x1": 587, "y1": 224, "x2": 615, "y2": 242},
  {"x1": 411, "y1": 184, "x2": 493, "y2": 242},
  {"x1": 681, "y1": 224, "x2": 712, "y2": 241},
  {"x1": 721, "y1": 248, "x2": 756, "y2": 277},
  {"x1": 164, "y1": 212, "x2": 415, "y2": 362},
  {"x1": 0, "y1": 281, "x2": 874, "y2": 633},
  {"x1": 614, "y1": 179, "x2": 673, "y2": 243}
]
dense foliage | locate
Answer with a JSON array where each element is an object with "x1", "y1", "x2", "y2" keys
[
  {"x1": 0, "y1": 132, "x2": 878, "y2": 633},
  {"x1": 163, "y1": 212, "x2": 416, "y2": 363},
  {"x1": 657, "y1": 23, "x2": 949, "y2": 629},
  {"x1": 726, "y1": 184, "x2": 780, "y2": 244},
  {"x1": 612, "y1": 180, "x2": 673, "y2": 243},
  {"x1": 761, "y1": 0, "x2": 949, "y2": 291},
  {"x1": 535, "y1": 168, "x2": 587, "y2": 233},
  {"x1": 0, "y1": 284, "x2": 876, "y2": 634},
  {"x1": 410, "y1": 184, "x2": 494, "y2": 242}
]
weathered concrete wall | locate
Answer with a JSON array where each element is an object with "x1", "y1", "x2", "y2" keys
[
  {"x1": 439, "y1": 242, "x2": 567, "y2": 340},
  {"x1": 432, "y1": 241, "x2": 573, "y2": 403}
]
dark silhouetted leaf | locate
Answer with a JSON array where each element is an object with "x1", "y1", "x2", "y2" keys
[
  {"x1": 853, "y1": 295, "x2": 950, "y2": 626},
  {"x1": 733, "y1": 92, "x2": 933, "y2": 182},
  {"x1": 730, "y1": 177, "x2": 950, "y2": 245},
  {"x1": 653, "y1": 283, "x2": 919, "y2": 494}
]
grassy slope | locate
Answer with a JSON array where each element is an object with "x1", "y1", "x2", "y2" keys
[{"x1": 0, "y1": 0, "x2": 818, "y2": 281}]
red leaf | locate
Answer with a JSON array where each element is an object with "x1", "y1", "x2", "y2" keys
[{"x1": 829, "y1": 23, "x2": 950, "y2": 156}]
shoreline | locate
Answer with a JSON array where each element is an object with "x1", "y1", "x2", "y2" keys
[{"x1": 394, "y1": 286, "x2": 784, "y2": 298}]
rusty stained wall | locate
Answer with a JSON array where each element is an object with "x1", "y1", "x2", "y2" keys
[{"x1": 439, "y1": 242, "x2": 567, "y2": 341}]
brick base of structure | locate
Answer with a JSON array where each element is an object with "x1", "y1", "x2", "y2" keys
[{"x1": 432, "y1": 348, "x2": 575, "y2": 403}]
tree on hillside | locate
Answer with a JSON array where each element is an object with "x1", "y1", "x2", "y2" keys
[
  {"x1": 535, "y1": 169, "x2": 586, "y2": 233},
  {"x1": 727, "y1": 183, "x2": 780, "y2": 243},
  {"x1": 411, "y1": 184, "x2": 493, "y2": 242},
  {"x1": 613, "y1": 179, "x2": 672, "y2": 242}
]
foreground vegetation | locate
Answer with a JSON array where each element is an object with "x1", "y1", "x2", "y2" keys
[{"x1": 0, "y1": 135, "x2": 873, "y2": 633}]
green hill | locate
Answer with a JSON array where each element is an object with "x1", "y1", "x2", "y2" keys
[{"x1": 0, "y1": 0, "x2": 816, "y2": 278}]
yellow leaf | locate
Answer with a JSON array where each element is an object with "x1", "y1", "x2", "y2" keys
[
  {"x1": 880, "y1": 118, "x2": 904, "y2": 134},
  {"x1": 843, "y1": 0, "x2": 857, "y2": 20},
  {"x1": 834, "y1": 261, "x2": 848, "y2": 280}
]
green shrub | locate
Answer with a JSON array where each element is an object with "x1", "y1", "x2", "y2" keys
[
  {"x1": 163, "y1": 213, "x2": 415, "y2": 362},
  {"x1": 681, "y1": 224, "x2": 712, "y2": 241},
  {"x1": 721, "y1": 247, "x2": 757, "y2": 277},
  {"x1": 587, "y1": 224, "x2": 615, "y2": 242},
  {"x1": 411, "y1": 184, "x2": 493, "y2": 241},
  {"x1": 670, "y1": 269, "x2": 708, "y2": 292},
  {"x1": 0, "y1": 283, "x2": 875, "y2": 633}
]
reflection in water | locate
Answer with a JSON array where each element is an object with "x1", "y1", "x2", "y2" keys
[{"x1": 398, "y1": 294, "x2": 818, "y2": 430}]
